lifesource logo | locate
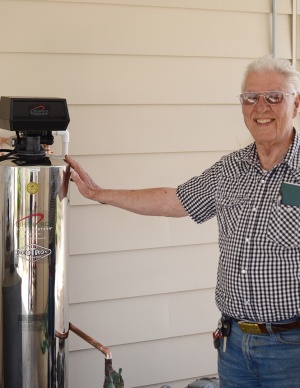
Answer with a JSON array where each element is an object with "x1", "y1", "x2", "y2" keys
[
  {"x1": 16, "y1": 213, "x2": 44, "y2": 227},
  {"x1": 15, "y1": 244, "x2": 51, "y2": 263},
  {"x1": 15, "y1": 213, "x2": 52, "y2": 232},
  {"x1": 29, "y1": 105, "x2": 50, "y2": 117}
]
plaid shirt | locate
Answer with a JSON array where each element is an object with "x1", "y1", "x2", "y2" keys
[{"x1": 177, "y1": 130, "x2": 300, "y2": 322}]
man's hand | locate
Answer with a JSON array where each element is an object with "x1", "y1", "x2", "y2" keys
[{"x1": 65, "y1": 155, "x2": 101, "y2": 201}]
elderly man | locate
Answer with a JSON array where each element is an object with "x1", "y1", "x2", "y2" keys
[{"x1": 66, "y1": 55, "x2": 300, "y2": 387}]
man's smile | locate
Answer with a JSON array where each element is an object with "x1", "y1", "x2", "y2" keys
[{"x1": 255, "y1": 118, "x2": 274, "y2": 124}]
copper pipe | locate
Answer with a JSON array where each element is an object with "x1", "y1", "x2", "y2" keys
[
  {"x1": 42, "y1": 144, "x2": 53, "y2": 154},
  {"x1": 69, "y1": 322, "x2": 112, "y2": 359},
  {"x1": 55, "y1": 330, "x2": 69, "y2": 340}
]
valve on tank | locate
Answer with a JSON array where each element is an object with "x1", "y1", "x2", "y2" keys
[{"x1": 0, "y1": 96, "x2": 69, "y2": 164}]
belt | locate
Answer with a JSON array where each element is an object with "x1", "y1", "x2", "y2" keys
[{"x1": 234, "y1": 319, "x2": 300, "y2": 335}]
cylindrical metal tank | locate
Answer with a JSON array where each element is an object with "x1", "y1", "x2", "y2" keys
[{"x1": 0, "y1": 157, "x2": 70, "y2": 387}]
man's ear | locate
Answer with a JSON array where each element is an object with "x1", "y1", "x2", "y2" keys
[{"x1": 293, "y1": 94, "x2": 300, "y2": 118}]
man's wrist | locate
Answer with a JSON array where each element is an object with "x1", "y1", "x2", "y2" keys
[{"x1": 96, "y1": 188, "x2": 107, "y2": 204}]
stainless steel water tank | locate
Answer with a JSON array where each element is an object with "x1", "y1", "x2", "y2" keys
[{"x1": 0, "y1": 157, "x2": 70, "y2": 387}]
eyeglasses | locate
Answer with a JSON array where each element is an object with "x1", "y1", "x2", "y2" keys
[{"x1": 239, "y1": 91, "x2": 295, "y2": 105}]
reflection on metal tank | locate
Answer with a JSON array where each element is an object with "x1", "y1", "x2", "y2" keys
[{"x1": 0, "y1": 157, "x2": 70, "y2": 387}]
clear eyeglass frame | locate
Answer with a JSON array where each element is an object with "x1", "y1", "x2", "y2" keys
[{"x1": 239, "y1": 91, "x2": 295, "y2": 105}]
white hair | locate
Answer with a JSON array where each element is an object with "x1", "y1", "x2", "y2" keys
[{"x1": 241, "y1": 55, "x2": 300, "y2": 93}]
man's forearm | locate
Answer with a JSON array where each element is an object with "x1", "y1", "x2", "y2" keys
[
  {"x1": 96, "y1": 187, "x2": 188, "y2": 217},
  {"x1": 65, "y1": 155, "x2": 187, "y2": 218}
]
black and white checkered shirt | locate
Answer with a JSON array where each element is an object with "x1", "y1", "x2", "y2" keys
[{"x1": 177, "y1": 130, "x2": 300, "y2": 322}]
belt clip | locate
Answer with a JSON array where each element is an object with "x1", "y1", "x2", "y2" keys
[{"x1": 238, "y1": 321, "x2": 263, "y2": 334}]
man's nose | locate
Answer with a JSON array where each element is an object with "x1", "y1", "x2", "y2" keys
[{"x1": 254, "y1": 95, "x2": 270, "y2": 111}]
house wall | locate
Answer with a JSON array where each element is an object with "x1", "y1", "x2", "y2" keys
[{"x1": 0, "y1": 1, "x2": 299, "y2": 387}]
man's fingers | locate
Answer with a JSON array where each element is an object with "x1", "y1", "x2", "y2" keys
[
  {"x1": 70, "y1": 170, "x2": 76, "y2": 178},
  {"x1": 65, "y1": 155, "x2": 80, "y2": 171},
  {"x1": 65, "y1": 155, "x2": 87, "y2": 181},
  {"x1": 70, "y1": 169, "x2": 87, "y2": 195},
  {"x1": 66, "y1": 156, "x2": 99, "y2": 200},
  {"x1": 70, "y1": 169, "x2": 80, "y2": 182}
]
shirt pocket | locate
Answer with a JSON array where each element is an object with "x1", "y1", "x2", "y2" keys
[
  {"x1": 216, "y1": 195, "x2": 246, "y2": 238},
  {"x1": 267, "y1": 199, "x2": 300, "y2": 248}
]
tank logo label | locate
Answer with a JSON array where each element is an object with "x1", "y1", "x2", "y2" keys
[
  {"x1": 29, "y1": 105, "x2": 50, "y2": 117},
  {"x1": 16, "y1": 213, "x2": 44, "y2": 226},
  {"x1": 15, "y1": 244, "x2": 51, "y2": 262},
  {"x1": 27, "y1": 182, "x2": 39, "y2": 194},
  {"x1": 15, "y1": 213, "x2": 52, "y2": 237}
]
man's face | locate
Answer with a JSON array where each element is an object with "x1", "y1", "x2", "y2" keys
[{"x1": 242, "y1": 71, "x2": 299, "y2": 147}]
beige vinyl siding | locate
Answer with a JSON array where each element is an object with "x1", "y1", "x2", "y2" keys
[
  {"x1": 0, "y1": 3, "x2": 292, "y2": 58},
  {"x1": 70, "y1": 207, "x2": 218, "y2": 253},
  {"x1": 64, "y1": 105, "x2": 250, "y2": 156},
  {"x1": 5, "y1": 0, "x2": 295, "y2": 13},
  {"x1": 70, "y1": 288, "x2": 217, "y2": 348},
  {"x1": 69, "y1": 244, "x2": 219, "y2": 303},
  {"x1": 0, "y1": 1, "x2": 299, "y2": 387}
]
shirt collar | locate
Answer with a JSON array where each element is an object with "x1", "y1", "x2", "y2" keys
[
  {"x1": 284, "y1": 130, "x2": 300, "y2": 172},
  {"x1": 235, "y1": 129, "x2": 300, "y2": 172}
]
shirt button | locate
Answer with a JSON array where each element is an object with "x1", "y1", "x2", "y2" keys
[
  {"x1": 252, "y1": 207, "x2": 257, "y2": 212},
  {"x1": 241, "y1": 269, "x2": 247, "y2": 274},
  {"x1": 261, "y1": 179, "x2": 266, "y2": 184},
  {"x1": 245, "y1": 237, "x2": 251, "y2": 243},
  {"x1": 244, "y1": 300, "x2": 250, "y2": 305}
]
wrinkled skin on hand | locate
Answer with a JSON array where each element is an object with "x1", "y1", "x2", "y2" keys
[{"x1": 64, "y1": 155, "x2": 101, "y2": 201}]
